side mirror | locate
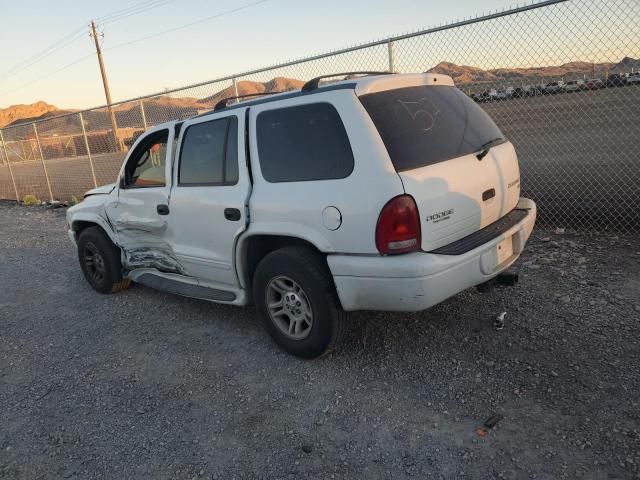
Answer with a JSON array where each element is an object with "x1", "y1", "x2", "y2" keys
[{"x1": 119, "y1": 176, "x2": 126, "y2": 189}]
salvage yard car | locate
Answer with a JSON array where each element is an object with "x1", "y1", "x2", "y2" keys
[
  {"x1": 585, "y1": 78, "x2": 605, "y2": 90},
  {"x1": 563, "y1": 79, "x2": 583, "y2": 92},
  {"x1": 66, "y1": 72, "x2": 537, "y2": 358},
  {"x1": 625, "y1": 72, "x2": 640, "y2": 85},
  {"x1": 544, "y1": 81, "x2": 564, "y2": 94}
]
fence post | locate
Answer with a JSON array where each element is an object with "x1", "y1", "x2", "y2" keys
[
  {"x1": 387, "y1": 40, "x2": 395, "y2": 73},
  {"x1": 0, "y1": 134, "x2": 5, "y2": 166},
  {"x1": 32, "y1": 124, "x2": 54, "y2": 202},
  {"x1": 79, "y1": 113, "x2": 98, "y2": 189},
  {"x1": 232, "y1": 77, "x2": 240, "y2": 98},
  {"x1": 140, "y1": 99, "x2": 148, "y2": 130},
  {"x1": 0, "y1": 130, "x2": 20, "y2": 202}
]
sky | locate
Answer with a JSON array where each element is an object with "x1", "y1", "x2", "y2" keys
[
  {"x1": 0, "y1": 0, "x2": 637, "y2": 110},
  {"x1": 0, "y1": 0, "x2": 525, "y2": 108}
]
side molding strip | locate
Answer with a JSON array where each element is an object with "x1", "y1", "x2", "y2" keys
[{"x1": 137, "y1": 273, "x2": 236, "y2": 302}]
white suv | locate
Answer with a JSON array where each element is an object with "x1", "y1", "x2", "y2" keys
[{"x1": 66, "y1": 72, "x2": 536, "y2": 358}]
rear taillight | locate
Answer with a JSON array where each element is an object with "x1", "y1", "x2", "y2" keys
[{"x1": 375, "y1": 195, "x2": 421, "y2": 255}]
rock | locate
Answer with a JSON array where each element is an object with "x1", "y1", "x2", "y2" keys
[
  {"x1": 554, "y1": 228, "x2": 565, "y2": 234},
  {"x1": 484, "y1": 414, "x2": 504, "y2": 429}
]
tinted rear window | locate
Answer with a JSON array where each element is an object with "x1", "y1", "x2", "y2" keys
[
  {"x1": 360, "y1": 86, "x2": 504, "y2": 172},
  {"x1": 256, "y1": 103, "x2": 354, "y2": 182}
]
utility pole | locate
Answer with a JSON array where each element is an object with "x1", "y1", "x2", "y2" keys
[{"x1": 90, "y1": 20, "x2": 119, "y2": 151}]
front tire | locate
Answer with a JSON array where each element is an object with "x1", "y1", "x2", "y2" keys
[
  {"x1": 253, "y1": 246, "x2": 346, "y2": 358},
  {"x1": 77, "y1": 227, "x2": 130, "y2": 294}
]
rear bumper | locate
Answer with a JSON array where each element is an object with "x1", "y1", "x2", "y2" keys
[{"x1": 327, "y1": 198, "x2": 536, "y2": 312}]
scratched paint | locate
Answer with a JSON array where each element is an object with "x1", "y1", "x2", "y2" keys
[
  {"x1": 110, "y1": 211, "x2": 186, "y2": 275},
  {"x1": 124, "y1": 247, "x2": 186, "y2": 275}
]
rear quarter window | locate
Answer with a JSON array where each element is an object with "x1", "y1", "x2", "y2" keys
[
  {"x1": 359, "y1": 86, "x2": 504, "y2": 172},
  {"x1": 256, "y1": 103, "x2": 354, "y2": 182}
]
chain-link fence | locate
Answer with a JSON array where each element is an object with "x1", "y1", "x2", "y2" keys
[{"x1": 1, "y1": 0, "x2": 638, "y2": 230}]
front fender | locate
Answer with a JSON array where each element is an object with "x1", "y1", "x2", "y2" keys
[{"x1": 67, "y1": 199, "x2": 118, "y2": 246}]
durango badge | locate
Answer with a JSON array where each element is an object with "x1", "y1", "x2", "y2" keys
[{"x1": 426, "y1": 209, "x2": 454, "y2": 224}]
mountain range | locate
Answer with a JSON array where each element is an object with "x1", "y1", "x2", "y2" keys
[
  {"x1": 1, "y1": 57, "x2": 637, "y2": 129},
  {"x1": 427, "y1": 57, "x2": 639, "y2": 85}
]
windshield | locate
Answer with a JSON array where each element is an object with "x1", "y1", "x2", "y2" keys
[{"x1": 359, "y1": 85, "x2": 504, "y2": 172}]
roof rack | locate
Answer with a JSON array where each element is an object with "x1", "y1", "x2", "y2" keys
[
  {"x1": 214, "y1": 91, "x2": 283, "y2": 111},
  {"x1": 301, "y1": 71, "x2": 392, "y2": 92}
]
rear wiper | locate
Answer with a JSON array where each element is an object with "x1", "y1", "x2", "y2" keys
[{"x1": 476, "y1": 138, "x2": 505, "y2": 161}]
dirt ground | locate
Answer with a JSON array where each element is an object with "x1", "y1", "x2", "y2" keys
[{"x1": 0, "y1": 202, "x2": 639, "y2": 479}]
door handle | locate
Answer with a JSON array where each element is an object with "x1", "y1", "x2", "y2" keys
[
  {"x1": 157, "y1": 204, "x2": 170, "y2": 215},
  {"x1": 224, "y1": 208, "x2": 241, "y2": 221}
]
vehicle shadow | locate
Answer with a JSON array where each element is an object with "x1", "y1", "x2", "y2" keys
[{"x1": 126, "y1": 277, "x2": 508, "y2": 363}]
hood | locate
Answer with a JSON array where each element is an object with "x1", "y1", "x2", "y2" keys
[{"x1": 84, "y1": 183, "x2": 116, "y2": 198}]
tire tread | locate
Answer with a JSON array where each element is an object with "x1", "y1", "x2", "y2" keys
[
  {"x1": 77, "y1": 227, "x2": 129, "y2": 294},
  {"x1": 253, "y1": 246, "x2": 347, "y2": 358}
]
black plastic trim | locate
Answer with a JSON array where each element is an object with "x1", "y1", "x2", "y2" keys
[
  {"x1": 137, "y1": 273, "x2": 236, "y2": 302},
  {"x1": 302, "y1": 72, "x2": 391, "y2": 92},
  {"x1": 429, "y1": 208, "x2": 528, "y2": 255}
]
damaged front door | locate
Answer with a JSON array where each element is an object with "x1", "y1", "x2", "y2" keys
[
  {"x1": 105, "y1": 126, "x2": 183, "y2": 274},
  {"x1": 165, "y1": 111, "x2": 249, "y2": 286}
]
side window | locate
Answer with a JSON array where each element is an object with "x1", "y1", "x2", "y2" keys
[
  {"x1": 256, "y1": 103, "x2": 354, "y2": 183},
  {"x1": 178, "y1": 117, "x2": 238, "y2": 186},
  {"x1": 124, "y1": 130, "x2": 168, "y2": 188}
]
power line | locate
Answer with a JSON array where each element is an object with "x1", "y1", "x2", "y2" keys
[
  {"x1": 0, "y1": 0, "x2": 179, "y2": 84},
  {"x1": 99, "y1": 0, "x2": 178, "y2": 26},
  {"x1": 96, "y1": 0, "x2": 172, "y2": 23},
  {"x1": 0, "y1": 26, "x2": 86, "y2": 81},
  {"x1": 105, "y1": 0, "x2": 270, "y2": 52},
  {"x1": 0, "y1": 0, "x2": 270, "y2": 100},
  {"x1": 0, "y1": 54, "x2": 94, "y2": 97}
]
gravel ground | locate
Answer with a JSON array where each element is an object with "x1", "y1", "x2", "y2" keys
[{"x1": 1, "y1": 202, "x2": 639, "y2": 479}]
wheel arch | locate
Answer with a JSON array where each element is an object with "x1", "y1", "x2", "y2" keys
[
  {"x1": 236, "y1": 233, "x2": 328, "y2": 291},
  {"x1": 70, "y1": 214, "x2": 117, "y2": 245}
]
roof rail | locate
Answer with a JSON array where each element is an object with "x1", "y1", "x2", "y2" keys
[
  {"x1": 301, "y1": 71, "x2": 392, "y2": 92},
  {"x1": 214, "y1": 91, "x2": 283, "y2": 111}
]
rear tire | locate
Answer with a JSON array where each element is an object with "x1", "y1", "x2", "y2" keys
[
  {"x1": 253, "y1": 246, "x2": 346, "y2": 358},
  {"x1": 77, "y1": 227, "x2": 130, "y2": 294}
]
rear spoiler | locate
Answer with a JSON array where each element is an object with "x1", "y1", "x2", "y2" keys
[{"x1": 354, "y1": 73, "x2": 455, "y2": 96}]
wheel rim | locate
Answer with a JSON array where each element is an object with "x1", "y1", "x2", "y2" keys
[
  {"x1": 83, "y1": 242, "x2": 106, "y2": 284},
  {"x1": 265, "y1": 275, "x2": 313, "y2": 340}
]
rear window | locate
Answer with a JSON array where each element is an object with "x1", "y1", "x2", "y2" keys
[
  {"x1": 256, "y1": 103, "x2": 354, "y2": 182},
  {"x1": 359, "y1": 86, "x2": 504, "y2": 172}
]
